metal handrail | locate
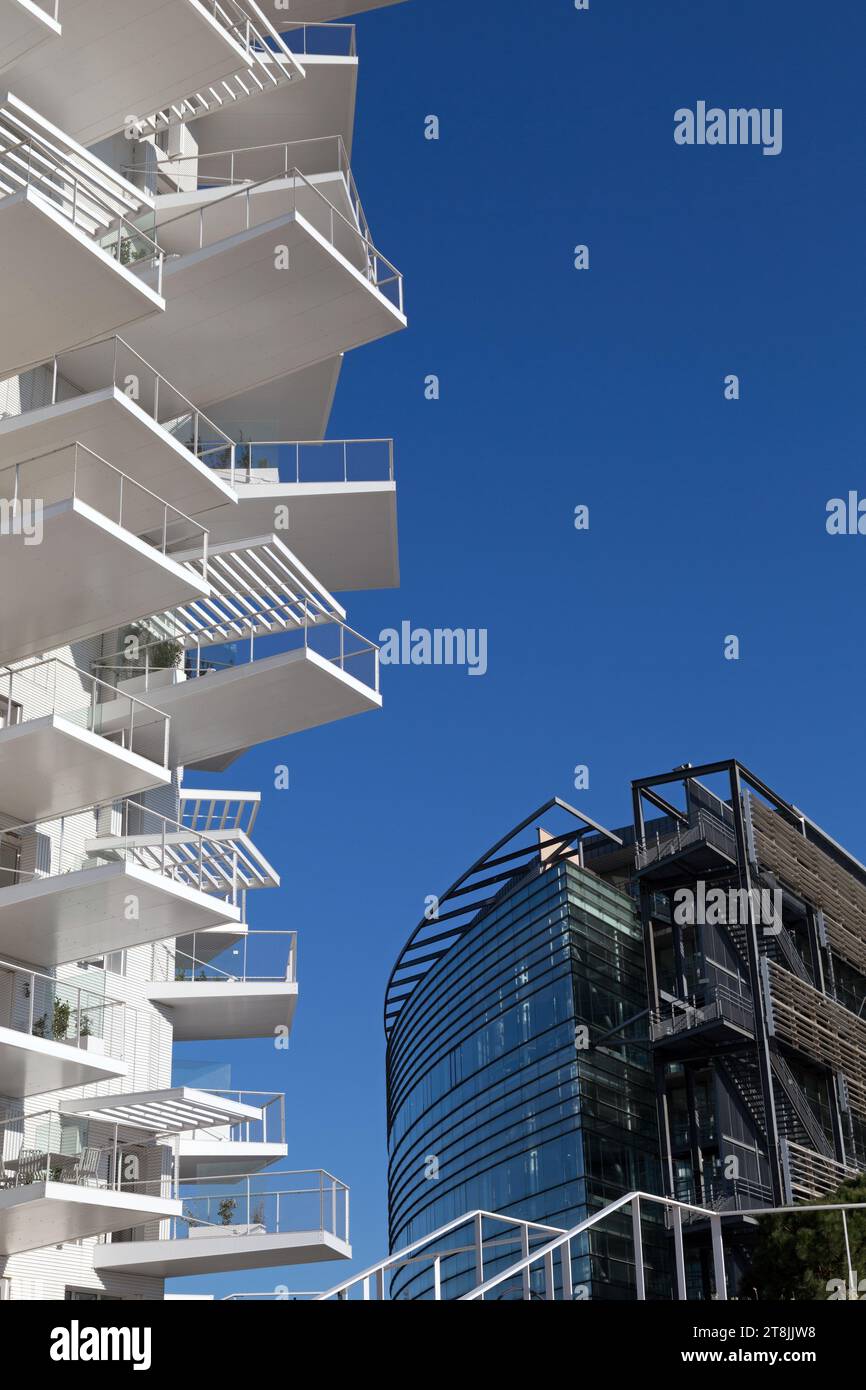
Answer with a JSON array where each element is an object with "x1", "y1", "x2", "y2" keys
[
  {"x1": 0, "y1": 794, "x2": 246, "y2": 905},
  {"x1": 315, "y1": 1209, "x2": 566, "y2": 1301},
  {"x1": 273, "y1": 21, "x2": 356, "y2": 57},
  {"x1": 222, "y1": 437, "x2": 394, "y2": 484},
  {"x1": 0, "y1": 442, "x2": 209, "y2": 574},
  {"x1": 0, "y1": 958, "x2": 127, "y2": 1054},
  {"x1": 165, "y1": 930, "x2": 297, "y2": 985},
  {"x1": 154, "y1": 165, "x2": 403, "y2": 312},
  {"x1": 0, "y1": 654, "x2": 171, "y2": 771},
  {"x1": 0, "y1": 336, "x2": 235, "y2": 479},
  {"x1": 191, "y1": 1090, "x2": 285, "y2": 1145},
  {"x1": 94, "y1": 611, "x2": 381, "y2": 696}
]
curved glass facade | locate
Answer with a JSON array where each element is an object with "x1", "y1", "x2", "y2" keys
[{"x1": 386, "y1": 859, "x2": 664, "y2": 1299}]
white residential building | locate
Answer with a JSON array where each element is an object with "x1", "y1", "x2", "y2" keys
[{"x1": 0, "y1": 0, "x2": 405, "y2": 1301}]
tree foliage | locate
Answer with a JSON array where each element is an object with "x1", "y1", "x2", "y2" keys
[{"x1": 744, "y1": 1177, "x2": 866, "y2": 1299}]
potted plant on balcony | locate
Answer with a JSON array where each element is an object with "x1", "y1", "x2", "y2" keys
[
  {"x1": 77, "y1": 1012, "x2": 105, "y2": 1056},
  {"x1": 52, "y1": 1000, "x2": 71, "y2": 1043}
]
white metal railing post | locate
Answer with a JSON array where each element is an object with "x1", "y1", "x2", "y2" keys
[
  {"x1": 672, "y1": 1204, "x2": 687, "y2": 1299},
  {"x1": 433, "y1": 1256, "x2": 442, "y2": 1300},
  {"x1": 560, "y1": 1238, "x2": 573, "y2": 1300},
  {"x1": 520, "y1": 1222, "x2": 530, "y2": 1300},
  {"x1": 632, "y1": 1198, "x2": 646, "y2": 1301},
  {"x1": 843, "y1": 1210, "x2": 855, "y2": 1297},
  {"x1": 473, "y1": 1212, "x2": 484, "y2": 1292},
  {"x1": 543, "y1": 1248, "x2": 555, "y2": 1301},
  {"x1": 710, "y1": 1214, "x2": 728, "y2": 1300}
]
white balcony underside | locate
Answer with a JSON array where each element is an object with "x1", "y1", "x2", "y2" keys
[
  {"x1": 0, "y1": 189, "x2": 163, "y2": 376},
  {"x1": 206, "y1": 354, "x2": 341, "y2": 442},
  {"x1": 0, "y1": 498, "x2": 210, "y2": 666},
  {"x1": 198, "y1": 479, "x2": 398, "y2": 591},
  {"x1": 94, "y1": 1228, "x2": 351, "y2": 1277},
  {"x1": 0, "y1": 389, "x2": 237, "y2": 516},
  {"x1": 125, "y1": 205, "x2": 404, "y2": 412},
  {"x1": 0, "y1": 860, "x2": 241, "y2": 968},
  {"x1": 0, "y1": 1022, "x2": 128, "y2": 1098},
  {"x1": 177, "y1": 1140, "x2": 288, "y2": 1179},
  {"x1": 193, "y1": 53, "x2": 357, "y2": 157},
  {"x1": 0, "y1": 0, "x2": 61, "y2": 73},
  {"x1": 105, "y1": 648, "x2": 381, "y2": 771},
  {"x1": 0, "y1": 715, "x2": 170, "y2": 823},
  {"x1": 0, "y1": 1182, "x2": 180, "y2": 1256},
  {"x1": 145, "y1": 979, "x2": 298, "y2": 1040},
  {"x1": 3, "y1": 0, "x2": 270, "y2": 146}
]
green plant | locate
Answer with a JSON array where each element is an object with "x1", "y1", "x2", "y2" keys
[
  {"x1": 147, "y1": 639, "x2": 183, "y2": 671},
  {"x1": 52, "y1": 999, "x2": 71, "y2": 1041},
  {"x1": 32, "y1": 1014, "x2": 47, "y2": 1038},
  {"x1": 743, "y1": 1175, "x2": 866, "y2": 1299},
  {"x1": 218, "y1": 1197, "x2": 238, "y2": 1227},
  {"x1": 79, "y1": 1012, "x2": 92, "y2": 1039}
]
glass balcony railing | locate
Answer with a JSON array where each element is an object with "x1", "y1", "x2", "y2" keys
[
  {"x1": 0, "y1": 655, "x2": 170, "y2": 770},
  {"x1": 0, "y1": 336, "x2": 236, "y2": 480},
  {"x1": 156, "y1": 1170, "x2": 349, "y2": 1245},
  {"x1": 208, "y1": 437, "x2": 394, "y2": 485},
  {"x1": 0, "y1": 442, "x2": 210, "y2": 570},
  {"x1": 153, "y1": 164, "x2": 403, "y2": 313},
  {"x1": 157, "y1": 930, "x2": 297, "y2": 986},
  {"x1": 187, "y1": 1091, "x2": 286, "y2": 1146},
  {"x1": 0, "y1": 958, "x2": 128, "y2": 1062},
  {"x1": 96, "y1": 614, "x2": 381, "y2": 701},
  {"x1": 273, "y1": 21, "x2": 357, "y2": 57}
]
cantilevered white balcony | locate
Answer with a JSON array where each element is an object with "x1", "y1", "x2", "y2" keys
[
  {"x1": 0, "y1": 958, "x2": 129, "y2": 1096},
  {"x1": 93, "y1": 534, "x2": 381, "y2": 770},
  {"x1": 0, "y1": 1108, "x2": 180, "y2": 1254},
  {"x1": 61, "y1": 1084, "x2": 277, "y2": 1183},
  {"x1": 173, "y1": 1091, "x2": 287, "y2": 1177},
  {"x1": 94, "y1": 1169, "x2": 350, "y2": 1276},
  {"x1": 0, "y1": 93, "x2": 164, "y2": 375},
  {"x1": 0, "y1": 797, "x2": 242, "y2": 967},
  {"x1": 2, "y1": 0, "x2": 305, "y2": 147},
  {"x1": 147, "y1": 929, "x2": 297, "y2": 1040},
  {"x1": 0, "y1": 337, "x2": 238, "y2": 518},
  {"x1": 124, "y1": 157, "x2": 405, "y2": 413},
  {"x1": 184, "y1": 24, "x2": 358, "y2": 155},
  {"x1": 194, "y1": 437, "x2": 397, "y2": 591},
  {"x1": 0, "y1": 0, "x2": 61, "y2": 71},
  {"x1": 0, "y1": 443, "x2": 211, "y2": 665},
  {"x1": 0, "y1": 656, "x2": 171, "y2": 821}
]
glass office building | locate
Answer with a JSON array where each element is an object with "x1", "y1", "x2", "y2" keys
[{"x1": 385, "y1": 819, "x2": 665, "y2": 1300}]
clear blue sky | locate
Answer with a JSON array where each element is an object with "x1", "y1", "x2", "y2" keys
[{"x1": 171, "y1": 0, "x2": 866, "y2": 1293}]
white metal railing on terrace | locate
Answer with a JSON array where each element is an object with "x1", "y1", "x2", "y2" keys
[
  {"x1": 137, "y1": 0, "x2": 304, "y2": 136},
  {"x1": 162, "y1": 930, "x2": 296, "y2": 985},
  {"x1": 0, "y1": 442, "x2": 210, "y2": 571},
  {"x1": 0, "y1": 796, "x2": 252, "y2": 905},
  {"x1": 179, "y1": 789, "x2": 260, "y2": 837},
  {"x1": 191, "y1": 1090, "x2": 285, "y2": 1145},
  {"x1": 96, "y1": 615, "x2": 381, "y2": 700},
  {"x1": 153, "y1": 167, "x2": 403, "y2": 313},
  {"x1": 0, "y1": 957, "x2": 127, "y2": 1061},
  {"x1": 0, "y1": 336, "x2": 235, "y2": 478},
  {"x1": 129, "y1": 135, "x2": 370, "y2": 246},
  {"x1": 85, "y1": 799, "x2": 277, "y2": 897},
  {"x1": 636, "y1": 809, "x2": 737, "y2": 869},
  {"x1": 0, "y1": 655, "x2": 171, "y2": 770},
  {"x1": 210, "y1": 437, "x2": 394, "y2": 485},
  {"x1": 315, "y1": 1210, "x2": 567, "y2": 1301},
  {"x1": 91, "y1": 535, "x2": 382, "y2": 698},
  {"x1": 0, "y1": 94, "x2": 163, "y2": 294},
  {"x1": 0, "y1": 1107, "x2": 169, "y2": 1194},
  {"x1": 273, "y1": 21, "x2": 356, "y2": 57},
  {"x1": 314, "y1": 1192, "x2": 866, "y2": 1301},
  {"x1": 110, "y1": 1169, "x2": 348, "y2": 1245}
]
